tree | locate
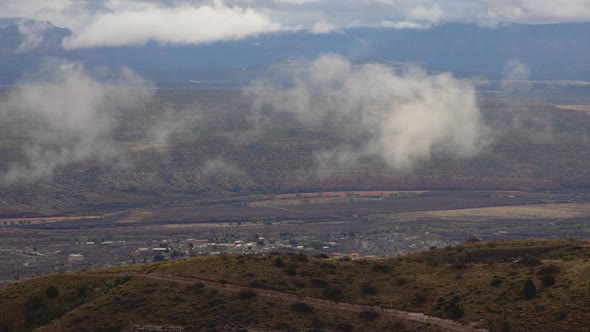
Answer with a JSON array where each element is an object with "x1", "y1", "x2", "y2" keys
[{"x1": 523, "y1": 279, "x2": 537, "y2": 299}]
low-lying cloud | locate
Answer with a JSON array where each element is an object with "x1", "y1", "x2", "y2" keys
[
  {"x1": 62, "y1": 2, "x2": 281, "y2": 49},
  {"x1": 249, "y1": 54, "x2": 485, "y2": 171},
  {"x1": 0, "y1": 61, "x2": 153, "y2": 184}
]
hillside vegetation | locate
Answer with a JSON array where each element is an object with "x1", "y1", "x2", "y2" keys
[
  {"x1": 1, "y1": 239, "x2": 589, "y2": 331},
  {"x1": 0, "y1": 90, "x2": 589, "y2": 217}
]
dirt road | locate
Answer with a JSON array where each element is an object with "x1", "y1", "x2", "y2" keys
[{"x1": 130, "y1": 272, "x2": 488, "y2": 332}]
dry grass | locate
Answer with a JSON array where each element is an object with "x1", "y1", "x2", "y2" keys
[
  {"x1": 390, "y1": 203, "x2": 590, "y2": 222},
  {"x1": 250, "y1": 191, "x2": 427, "y2": 207},
  {"x1": 1, "y1": 239, "x2": 590, "y2": 331}
]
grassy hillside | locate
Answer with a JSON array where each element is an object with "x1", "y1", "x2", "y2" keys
[{"x1": 1, "y1": 239, "x2": 589, "y2": 331}]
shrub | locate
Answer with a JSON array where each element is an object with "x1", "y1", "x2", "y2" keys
[
  {"x1": 323, "y1": 286, "x2": 344, "y2": 301},
  {"x1": 359, "y1": 310, "x2": 381, "y2": 321},
  {"x1": 45, "y1": 286, "x2": 59, "y2": 299},
  {"x1": 414, "y1": 293, "x2": 428, "y2": 306},
  {"x1": 291, "y1": 302, "x2": 314, "y2": 313},
  {"x1": 361, "y1": 283, "x2": 377, "y2": 295},
  {"x1": 449, "y1": 306, "x2": 464, "y2": 319},
  {"x1": 491, "y1": 276, "x2": 503, "y2": 286},
  {"x1": 538, "y1": 264, "x2": 560, "y2": 275},
  {"x1": 523, "y1": 279, "x2": 537, "y2": 299},
  {"x1": 311, "y1": 278, "x2": 327, "y2": 287},
  {"x1": 371, "y1": 264, "x2": 392, "y2": 273},
  {"x1": 336, "y1": 323, "x2": 354, "y2": 332},
  {"x1": 238, "y1": 290, "x2": 258, "y2": 300},
  {"x1": 285, "y1": 266, "x2": 297, "y2": 276},
  {"x1": 500, "y1": 320, "x2": 511, "y2": 332},
  {"x1": 541, "y1": 274, "x2": 556, "y2": 287},
  {"x1": 273, "y1": 257, "x2": 285, "y2": 267}
]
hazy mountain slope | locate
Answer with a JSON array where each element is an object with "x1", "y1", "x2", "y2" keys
[
  {"x1": 0, "y1": 20, "x2": 70, "y2": 54},
  {"x1": 1, "y1": 22, "x2": 590, "y2": 84},
  {"x1": 0, "y1": 89, "x2": 589, "y2": 217}
]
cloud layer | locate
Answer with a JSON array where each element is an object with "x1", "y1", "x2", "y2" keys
[
  {"x1": 62, "y1": 2, "x2": 281, "y2": 49},
  {"x1": 249, "y1": 54, "x2": 484, "y2": 171},
  {"x1": 1, "y1": 1, "x2": 590, "y2": 48},
  {"x1": 0, "y1": 61, "x2": 153, "y2": 183}
]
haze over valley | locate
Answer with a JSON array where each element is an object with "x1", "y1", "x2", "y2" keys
[{"x1": 1, "y1": 1, "x2": 590, "y2": 331}]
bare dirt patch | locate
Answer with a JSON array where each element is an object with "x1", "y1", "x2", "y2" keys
[
  {"x1": 0, "y1": 215, "x2": 103, "y2": 225},
  {"x1": 555, "y1": 105, "x2": 590, "y2": 113},
  {"x1": 396, "y1": 203, "x2": 590, "y2": 222}
]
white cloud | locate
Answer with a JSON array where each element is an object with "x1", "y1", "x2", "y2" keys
[
  {"x1": 379, "y1": 20, "x2": 431, "y2": 29},
  {"x1": 503, "y1": 58, "x2": 530, "y2": 80},
  {"x1": 311, "y1": 20, "x2": 337, "y2": 33},
  {"x1": 248, "y1": 54, "x2": 485, "y2": 172},
  {"x1": 16, "y1": 20, "x2": 52, "y2": 52},
  {"x1": 1, "y1": 0, "x2": 590, "y2": 49},
  {"x1": 0, "y1": 61, "x2": 154, "y2": 184},
  {"x1": 62, "y1": 2, "x2": 281, "y2": 49}
]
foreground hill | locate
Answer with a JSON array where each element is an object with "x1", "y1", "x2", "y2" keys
[{"x1": 1, "y1": 239, "x2": 589, "y2": 331}]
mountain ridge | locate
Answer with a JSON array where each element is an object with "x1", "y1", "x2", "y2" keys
[{"x1": 1, "y1": 20, "x2": 590, "y2": 84}]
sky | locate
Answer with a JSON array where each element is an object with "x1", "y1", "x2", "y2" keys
[{"x1": 1, "y1": 0, "x2": 590, "y2": 48}]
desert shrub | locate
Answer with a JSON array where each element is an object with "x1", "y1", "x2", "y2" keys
[
  {"x1": 336, "y1": 323, "x2": 354, "y2": 332},
  {"x1": 285, "y1": 266, "x2": 297, "y2": 276},
  {"x1": 523, "y1": 279, "x2": 537, "y2": 299},
  {"x1": 540, "y1": 274, "x2": 556, "y2": 287},
  {"x1": 273, "y1": 257, "x2": 285, "y2": 267},
  {"x1": 323, "y1": 286, "x2": 344, "y2": 301},
  {"x1": 396, "y1": 277, "x2": 409, "y2": 286},
  {"x1": 292, "y1": 278, "x2": 306, "y2": 288},
  {"x1": 392, "y1": 322, "x2": 406, "y2": 330},
  {"x1": 238, "y1": 290, "x2": 258, "y2": 300},
  {"x1": 207, "y1": 298, "x2": 222, "y2": 307},
  {"x1": 451, "y1": 262, "x2": 468, "y2": 269},
  {"x1": 371, "y1": 263, "x2": 392, "y2": 273},
  {"x1": 311, "y1": 278, "x2": 327, "y2": 287},
  {"x1": 500, "y1": 320, "x2": 511, "y2": 332},
  {"x1": 25, "y1": 296, "x2": 64, "y2": 327},
  {"x1": 414, "y1": 293, "x2": 428, "y2": 306},
  {"x1": 359, "y1": 310, "x2": 381, "y2": 321},
  {"x1": 449, "y1": 306, "x2": 464, "y2": 319},
  {"x1": 538, "y1": 264, "x2": 560, "y2": 275},
  {"x1": 491, "y1": 276, "x2": 503, "y2": 286},
  {"x1": 361, "y1": 283, "x2": 377, "y2": 295},
  {"x1": 0, "y1": 320, "x2": 12, "y2": 332},
  {"x1": 520, "y1": 256, "x2": 541, "y2": 266},
  {"x1": 45, "y1": 286, "x2": 59, "y2": 299},
  {"x1": 114, "y1": 275, "x2": 131, "y2": 286},
  {"x1": 291, "y1": 302, "x2": 314, "y2": 313}
]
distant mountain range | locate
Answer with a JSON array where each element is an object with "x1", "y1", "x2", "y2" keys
[
  {"x1": 1, "y1": 19, "x2": 590, "y2": 85},
  {"x1": 0, "y1": 19, "x2": 70, "y2": 54}
]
